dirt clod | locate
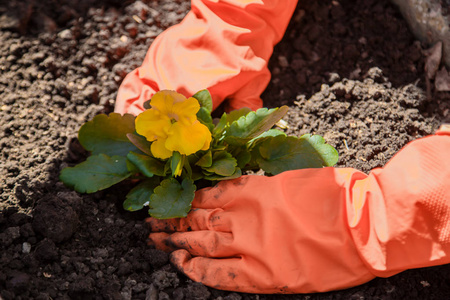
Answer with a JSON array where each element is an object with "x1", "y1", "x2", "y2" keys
[{"x1": 32, "y1": 195, "x2": 79, "y2": 243}]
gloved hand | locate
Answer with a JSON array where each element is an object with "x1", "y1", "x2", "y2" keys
[
  {"x1": 147, "y1": 130, "x2": 450, "y2": 294},
  {"x1": 114, "y1": 0, "x2": 298, "y2": 115}
]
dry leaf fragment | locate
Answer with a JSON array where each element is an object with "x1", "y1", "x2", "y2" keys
[
  {"x1": 424, "y1": 41, "x2": 442, "y2": 80},
  {"x1": 435, "y1": 67, "x2": 450, "y2": 91}
]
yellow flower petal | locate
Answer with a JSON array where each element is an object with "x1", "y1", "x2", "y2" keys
[
  {"x1": 201, "y1": 129, "x2": 212, "y2": 151},
  {"x1": 150, "y1": 90, "x2": 187, "y2": 116},
  {"x1": 171, "y1": 97, "x2": 200, "y2": 125},
  {"x1": 136, "y1": 90, "x2": 210, "y2": 159},
  {"x1": 166, "y1": 121, "x2": 211, "y2": 155},
  {"x1": 151, "y1": 138, "x2": 173, "y2": 159},
  {"x1": 135, "y1": 109, "x2": 171, "y2": 141}
]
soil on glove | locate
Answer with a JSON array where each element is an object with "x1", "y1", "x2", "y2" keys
[{"x1": 1, "y1": 0, "x2": 449, "y2": 299}]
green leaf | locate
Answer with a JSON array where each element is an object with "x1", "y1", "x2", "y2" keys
[
  {"x1": 60, "y1": 154, "x2": 132, "y2": 193},
  {"x1": 214, "y1": 107, "x2": 252, "y2": 137},
  {"x1": 123, "y1": 178, "x2": 160, "y2": 211},
  {"x1": 191, "y1": 171, "x2": 204, "y2": 181},
  {"x1": 78, "y1": 113, "x2": 138, "y2": 156},
  {"x1": 163, "y1": 160, "x2": 171, "y2": 175},
  {"x1": 204, "y1": 167, "x2": 242, "y2": 181},
  {"x1": 126, "y1": 133, "x2": 152, "y2": 156},
  {"x1": 192, "y1": 89, "x2": 213, "y2": 113},
  {"x1": 197, "y1": 107, "x2": 214, "y2": 131},
  {"x1": 149, "y1": 178, "x2": 196, "y2": 219},
  {"x1": 203, "y1": 151, "x2": 237, "y2": 176},
  {"x1": 248, "y1": 129, "x2": 287, "y2": 147},
  {"x1": 223, "y1": 106, "x2": 289, "y2": 146},
  {"x1": 254, "y1": 134, "x2": 339, "y2": 175},
  {"x1": 196, "y1": 151, "x2": 213, "y2": 167},
  {"x1": 236, "y1": 149, "x2": 252, "y2": 168},
  {"x1": 170, "y1": 152, "x2": 185, "y2": 177},
  {"x1": 126, "y1": 159, "x2": 140, "y2": 173},
  {"x1": 183, "y1": 157, "x2": 193, "y2": 178},
  {"x1": 127, "y1": 151, "x2": 166, "y2": 177}
]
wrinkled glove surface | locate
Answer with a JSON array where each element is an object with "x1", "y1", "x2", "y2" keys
[
  {"x1": 148, "y1": 132, "x2": 450, "y2": 293},
  {"x1": 115, "y1": 0, "x2": 298, "y2": 115}
]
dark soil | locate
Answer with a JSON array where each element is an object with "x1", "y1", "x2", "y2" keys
[{"x1": 1, "y1": 0, "x2": 449, "y2": 299}]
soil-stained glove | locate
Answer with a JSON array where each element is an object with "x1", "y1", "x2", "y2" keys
[
  {"x1": 115, "y1": 0, "x2": 298, "y2": 116},
  {"x1": 147, "y1": 132, "x2": 450, "y2": 293}
]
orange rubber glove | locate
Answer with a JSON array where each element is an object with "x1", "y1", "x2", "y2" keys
[
  {"x1": 147, "y1": 130, "x2": 450, "y2": 294},
  {"x1": 115, "y1": 0, "x2": 298, "y2": 115}
]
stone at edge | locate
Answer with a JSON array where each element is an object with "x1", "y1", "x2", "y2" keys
[{"x1": 391, "y1": 0, "x2": 450, "y2": 67}]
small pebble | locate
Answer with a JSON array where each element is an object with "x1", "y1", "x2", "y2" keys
[{"x1": 22, "y1": 242, "x2": 31, "y2": 254}]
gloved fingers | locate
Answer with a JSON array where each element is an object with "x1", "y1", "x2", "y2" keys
[
  {"x1": 149, "y1": 230, "x2": 236, "y2": 258},
  {"x1": 147, "y1": 232, "x2": 173, "y2": 252},
  {"x1": 146, "y1": 208, "x2": 230, "y2": 232},
  {"x1": 191, "y1": 177, "x2": 250, "y2": 209},
  {"x1": 170, "y1": 249, "x2": 245, "y2": 291}
]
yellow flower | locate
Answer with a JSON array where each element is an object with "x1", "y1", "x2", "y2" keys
[{"x1": 135, "y1": 90, "x2": 212, "y2": 159}]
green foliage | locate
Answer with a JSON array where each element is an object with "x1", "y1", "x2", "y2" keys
[
  {"x1": 235, "y1": 149, "x2": 252, "y2": 169},
  {"x1": 214, "y1": 107, "x2": 252, "y2": 137},
  {"x1": 223, "y1": 106, "x2": 289, "y2": 146},
  {"x1": 123, "y1": 178, "x2": 160, "y2": 211},
  {"x1": 197, "y1": 107, "x2": 214, "y2": 131},
  {"x1": 59, "y1": 154, "x2": 132, "y2": 193},
  {"x1": 192, "y1": 89, "x2": 213, "y2": 113},
  {"x1": 127, "y1": 151, "x2": 166, "y2": 177},
  {"x1": 248, "y1": 129, "x2": 286, "y2": 146},
  {"x1": 196, "y1": 151, "x2": 212, "y2": 167},
  {"x1": 203, "y1": 151, "x2": 237, "y2": 176},
  {"x1": 254, "y1": 134, "x2": 339, "y2": 175},
  {"x1": 60, "y1": 89, "x2": 339, "y2": 219},
  {"x1": 126, "y1": 133, "x2": 152, "y2": 156},
  {"x1": 78, "y1": 113, "x2": 138, "y2": 157},
  {"x1": 204, "y1": 167, "x2": 242, "y2": 181},
  {"x1": 170, "y1": 151, "x2": 185, "y2": 177},
  {"x1": 148, "y1": 178, "x2": 196, "y2": 219}
]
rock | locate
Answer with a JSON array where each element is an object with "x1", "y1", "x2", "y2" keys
[
  {"x1": 391, "y1": 0, "x2": 450, "y2": 67},
  {"x1": 424, "y1": 41, "x2": 442, "y2": 79},
  {"x1": 22, "y1": 242, "x2": 31, "y2": 254},
  {"x1": 435, "y1": 67, "x2": 450, "y2": 91},
  {"x1": 58, "y1": 29, "x2": 73, "y2": 40}
]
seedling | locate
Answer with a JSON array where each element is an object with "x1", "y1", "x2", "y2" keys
[{"x1": 60, "y1": 90, "x2": 338, "y2": 219}]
